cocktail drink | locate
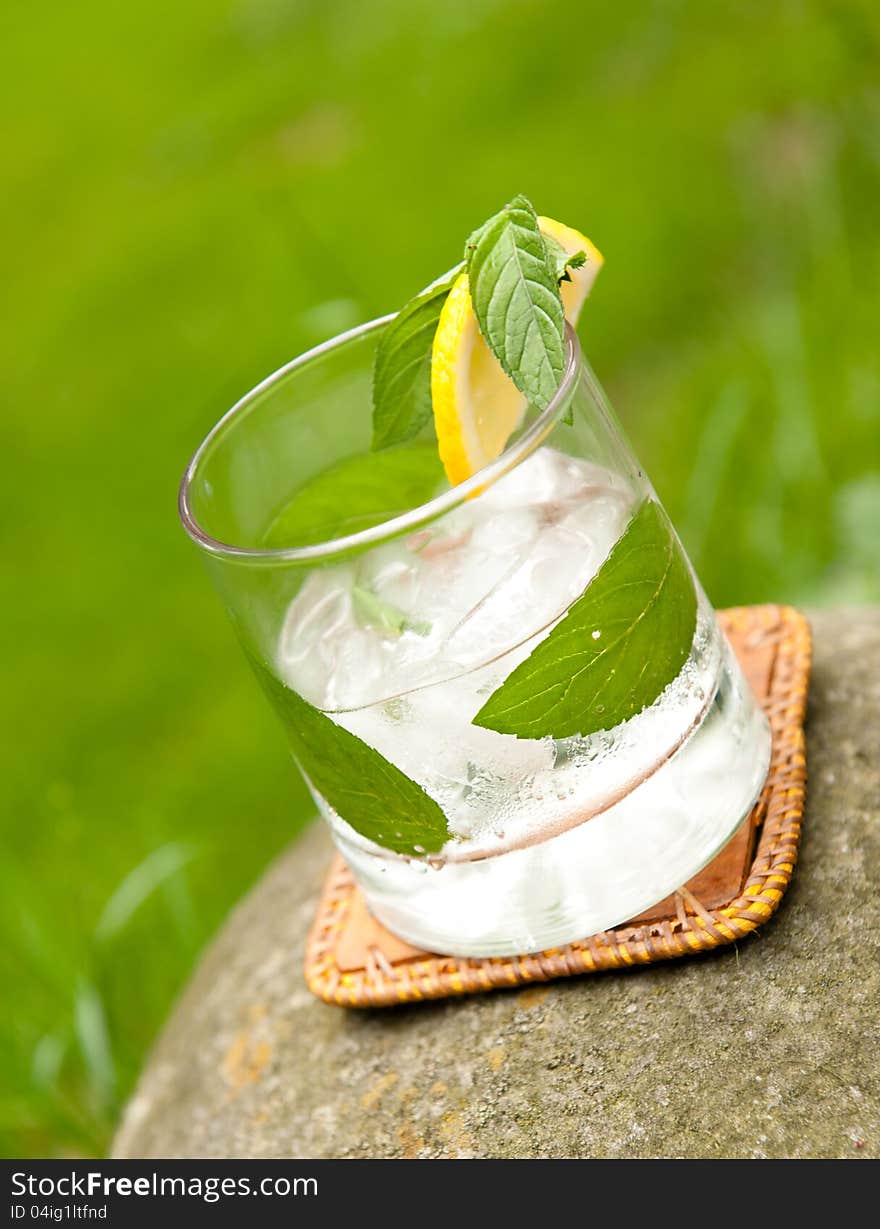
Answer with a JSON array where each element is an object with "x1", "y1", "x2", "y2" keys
[{"x1": 180, "y1": 198, "x2": 771, "y2": 956}]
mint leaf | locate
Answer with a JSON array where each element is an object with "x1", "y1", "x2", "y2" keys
[
  {"x1": 473, "y1": 501, "x2": 697, "y2": 739},
  {"x1": 352, "y1": 585, "x2": 408, "y2": 635},
  {"x1": 542, "y1": 232, "x2": 587, "y2": 283},
  {"x1": 372, "y1": 266, "x2": 461, "y2": 450},
  {"x1": 261, "y1": 444, "x2": 445, "y2": 551},
  {"x1": 352, "y1": 585, "x2": 430, "y2": 637},
  {"x1": 254, "y1": 663, "x2": 451, "y2": 856},
  {"x1": 466, "y1": 194, "x2": 565, "y2": 410}
]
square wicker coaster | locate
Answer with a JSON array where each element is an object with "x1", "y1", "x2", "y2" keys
[{"x1": 305, "y1": 604, "x2": 811, "y2": 1008}]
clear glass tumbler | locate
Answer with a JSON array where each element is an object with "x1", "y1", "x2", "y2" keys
[{"x1": 179, "y1": 318, "x2": 771, "y2": 956}]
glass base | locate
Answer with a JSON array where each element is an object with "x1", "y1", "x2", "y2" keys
[{"x1": 328, "y1": 647, "x2": 772, "y2": 957}]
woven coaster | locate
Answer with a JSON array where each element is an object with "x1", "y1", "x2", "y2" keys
[{"x1": 305, "y1": 604, "x2": 811, "y2": 1008}]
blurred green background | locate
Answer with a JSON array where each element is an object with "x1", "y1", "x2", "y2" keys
[{"x1": 3, "y1": 0, "x2": 878, "y2": 1156}]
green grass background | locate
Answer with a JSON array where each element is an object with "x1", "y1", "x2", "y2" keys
[{"x1": 3, "y1": 0, "x2": 879, "y2": 1156}]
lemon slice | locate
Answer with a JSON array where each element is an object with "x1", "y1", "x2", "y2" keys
[{"x1": 430, "y1": 217, "x2": 603, "y2": 486}]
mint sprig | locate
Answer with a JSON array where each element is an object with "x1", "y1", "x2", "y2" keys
[
  {"x1": 465, "y1": 194, "x2": 566, "y2": 411},
  {"x1": 255, "y1": 663, "x2": 451, "y2": 857},
  {"x1": 372, "y1": 266, "x2": 461, "y2": 450},
  {"x1": 370, "y1": 196, "x2": 586, "y2": 452},
  {"x1": 473, "y1": 501, "x2": 698, "y2": 739}
]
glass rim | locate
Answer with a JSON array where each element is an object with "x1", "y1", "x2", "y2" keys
[{"x1": 178, "y1": 314, "x2": 583, "y2": 565}]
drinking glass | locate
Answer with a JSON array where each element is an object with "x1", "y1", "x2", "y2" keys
[{"x1": 179, "y1": 318, "x2": 771, "y2": 956}]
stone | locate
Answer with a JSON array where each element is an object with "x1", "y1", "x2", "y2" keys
[{"x1": 113, "y1": 608, "x2": 880, "y2": 1159}]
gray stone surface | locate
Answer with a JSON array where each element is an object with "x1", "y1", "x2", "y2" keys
[{"x1": 114, "y1": 608, "x2": 880, "y2": 1159}]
